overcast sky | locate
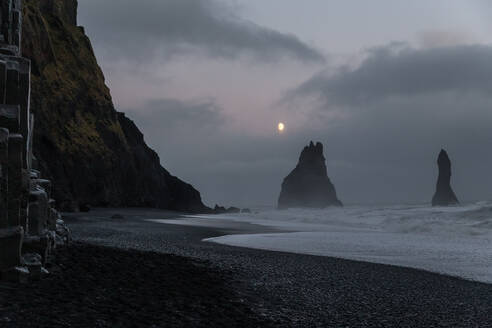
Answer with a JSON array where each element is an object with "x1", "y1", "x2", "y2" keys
[{"x1": 78, "y1": 0, "x2": 492, "y2": 207}]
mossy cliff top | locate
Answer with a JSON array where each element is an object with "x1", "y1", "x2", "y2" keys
[{"x1": 21, "y1": 0, "x2": 208, "y2": 212}]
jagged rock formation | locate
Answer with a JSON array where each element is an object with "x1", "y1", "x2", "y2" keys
[
  {"x1": 21, "y1": 0, "x2": 208, "y2": 212},
  {"x1": 213, "y1": 205, "x2": 241, "y2": 214},
  {"x1": 0, "y1": 0, "x2": 71, "y2": 282},
  {"x1": 432, "y1": 149, "x2": 459, "y2": 206},
  {"x1": 278, "y1": 141, "x2": 342, "y2": 209}
]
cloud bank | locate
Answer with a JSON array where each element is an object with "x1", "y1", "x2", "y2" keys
[
  {"x1": 290, "y1": 44, "x2": 492, "y2": 107},
  {"x1": 282, "y1": 44, "x2": 492, "y2": 204},
  {"x1": 78, "y1": 0, "x2": 492, "y2": 206},
  {"x1": 79, "y1": 0, "x2": 324, "y2": 63}
]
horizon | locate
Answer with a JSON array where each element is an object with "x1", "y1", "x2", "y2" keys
[
  {"x1": 78, "y1": 0, "x2": 492, "y2": 208},
  {"x1": 1, "y1": 1, "x2": 491, "y2": 326}
]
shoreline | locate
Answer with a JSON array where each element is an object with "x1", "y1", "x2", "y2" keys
[
  {"x1": 0, "y1": 242, "x2": 278, "y2": 327},
  {"x1": 100, "y1": 207, "x2": 492, "y2": 285},
  {"x1": 70, "y1": 209, "x2": 492, "y2": 327},
  {"x1": 2, "y1": 208, "x2": 489, "y2": 327},
  {"x1": 66, "y1": 207, "x2": 492, "y2": 286},
  {"x1": 204, "y1": 231, "x2": 492, "y2": 285}
]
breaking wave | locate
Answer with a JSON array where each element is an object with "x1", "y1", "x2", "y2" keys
[
  {"x1": 206, "y1": 201, "x2": 492, "y2": 237},
  {"x1": 199, "y1": 202, "x2": 492, "y2": 283}
]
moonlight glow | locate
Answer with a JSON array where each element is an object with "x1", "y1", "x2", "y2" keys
[{"x1": 278, "y1": 122, "x2": 285, "y2": 132}]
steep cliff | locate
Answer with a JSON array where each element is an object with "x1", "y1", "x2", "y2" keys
[
  {"x1": 432, "y1": 149, "x2": 459, "y2": 206},
  {"x1": 278, "y1": 141, "x2": 342, "y2": 209},
  {"x1": 21, "y1": 0, "x2": 208, "y2": 212}
]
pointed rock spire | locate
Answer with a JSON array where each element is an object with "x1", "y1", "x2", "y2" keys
[
  {"x1": 432, "y1": 149, "x2": 459, "y2": 206},
  {"x1": 278, "y1": 141, "x2": 342, "y2": 209}
]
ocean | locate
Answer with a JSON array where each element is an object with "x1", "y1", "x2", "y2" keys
[{"x1": 181, "y1": 202, "x2": 492, "y2": 283}]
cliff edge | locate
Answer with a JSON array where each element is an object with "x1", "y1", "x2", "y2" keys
[{"x1": 21, "y1": 0, "x2": 208, "y2": 212}]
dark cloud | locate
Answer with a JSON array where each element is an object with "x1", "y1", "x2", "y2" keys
[
  {"x1": 124, "y1": 98, "x2": 227, "y2": 168},
  {"x1": 78, "y1": 0, "x2": 324, "y2": 63},
  {"x1": 416, "y1": 29, "x2": 477, "y2": 48},
  {"x1": 129, "y1": 99, "x2": 224, "y2": 131},
  {"x1": 124, "y1": 99, "x2": 297, "y2": 207},
  {"x1": 279, "y1": 44, "x2": 492, "y2": 204},
  {"x1": 121, "y1": 44, "x2": 492, "y2": 206},
  {"x1": 290, "y1": 44, "x2": 492, "y2": 107}
]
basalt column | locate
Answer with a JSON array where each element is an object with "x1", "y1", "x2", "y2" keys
[{"x1": 0, "y1": 0, "x2": 70, "y2": 282}]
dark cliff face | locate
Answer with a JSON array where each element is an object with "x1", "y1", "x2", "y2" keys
[
  {"x1": 21, "y1": 0, "x2": 208, "y2": 212},
  {"x1": 432, "y1": 149, "x2": 459, "y2": 206},
  {"x1": 278, "y1": 141, "x2": 342, "y2": 209}
]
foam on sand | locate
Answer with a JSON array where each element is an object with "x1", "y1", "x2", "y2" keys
[{"x1": 158, "y1": 203, "x2": 492, "y2": 283}]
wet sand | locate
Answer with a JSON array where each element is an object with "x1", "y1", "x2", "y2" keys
[{"x1": 1, "y1": 208, "x2": 491, "y2": 327}]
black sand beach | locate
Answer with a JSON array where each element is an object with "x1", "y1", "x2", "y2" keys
[{"x1": 1, "y1": 209, "x2": 491, "y2": 327}]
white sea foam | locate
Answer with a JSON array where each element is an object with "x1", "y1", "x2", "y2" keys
[
  {"x1": 191, "y1": 202, "x2": 492, "y2": 283},
  {"x1": 151, "y1": 203, "x2": 492, "y2": 282}
]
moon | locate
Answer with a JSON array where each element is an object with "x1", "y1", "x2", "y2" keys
[{"x1": 278, "y1": 122, "x2": 285, "y2": 132}]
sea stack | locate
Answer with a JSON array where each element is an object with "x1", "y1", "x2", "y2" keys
[
  {"x1": 278, "y1": 141, "x2": 342, "y2": 209},
  {"x1": 432, "y1": 149, "x2": 459, "y2": 206}
]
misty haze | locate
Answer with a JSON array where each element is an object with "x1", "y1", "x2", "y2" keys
[{"x1": 0, "y1": 0, "x2": 491, "y2": 327}]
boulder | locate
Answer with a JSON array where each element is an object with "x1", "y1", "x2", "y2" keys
[
  {"x1": 214, "y1": 205, "x2": 226, "y2": 213},
  {"x1": 432, "y1": 149, "x2": 459, "y2": 206},
  {"x1": 2, "y1": 266, "x2": 29, "y2": 283},
  {"x1": 226, "y1": 207, "x2": 240, "y2": 214},
  {"x1": 22, "y1": 252, "x2": 43, "y2": 280},
  {"x1": 213, "y1": 205, "x2": 242, "y2": 214},
  {"x1": 23, "y1": 234, "x2": 51, "y2": 264},
  {"x1": 278, "y1": 141, "x2": 342, "y2": 209},
  {"x1": 55, "y1": 218, "x2": 71, "y2": 244}
]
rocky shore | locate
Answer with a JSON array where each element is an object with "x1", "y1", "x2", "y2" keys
[
  {"x1": 0, "y1": 242, "x2": 277, "y2": 328},
  {"x1": 2, "y1": 209, "x2": 488, "y2": 327}
]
